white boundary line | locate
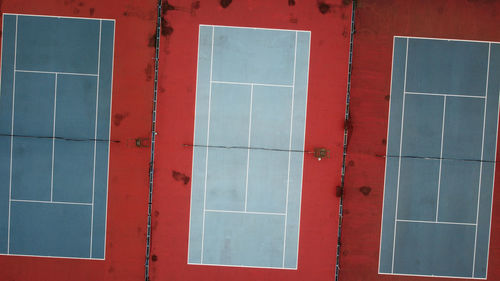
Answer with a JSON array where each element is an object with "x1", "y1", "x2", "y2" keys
[
  {"x1": 396, "y1": 219, "x2": 476, "y2": 226},
  {"x1": 211, "y1": 80, "x2": 292, "y2": 88},
  {"x1": 200, "y1": 24, "x2": 311, "y2": 33},
  {"x1": 394, "y1": 35, "x2": 500, "y2": 45},
  {"x1": 0, "y1": 253, "x2": 104, "y2": 260},
  {"x1": 293, "y1": 31, "x2": 311, "y2": 269},
  {"x1": 89, "y1": 19, "x2": 102, "y2": 259},
  {"x1": 3, "y1": 12, "x2": 115, "y2": 22},
  {"x1": 15, "y1": 69, "x2": 98, "y2": 76},
  {"x1": 485, "y1": 88, "x2": 500, "y2": 279},
  {"x1": 50, "y1": 73, "x2": 57, "y2": 202},
  {"x1": 282, "y1": 31, "x2": 298, "y2": 268},
  {"x1": 435, "y1": 96, "x2": 446, "y2": 221},
  {"x1": 10, "y1": 199, "x2": 92, "y2": 206},
  {"x1": 7, "y1": 15, "x2": 18, "y2": 255},
  {"x1": 390, "y1": 37, "x2": 408, "y2": 273},
  {"x1": 405, "y1": 91, "x2": 485, "y2": 99},
  {"x1": 205, "y1": 209, "x2": 285, "y2": 216},
  {"x1": 199, "y1": 26, "x2": 215, "y2": 264},
  {"x1": 244, "y1": 84, "x2": 253, "y2": 211},
  {"x1": 379, "y1": 272, "x2": 486, "y2": 280},
  {"x1": 472, "y1": 43, "x2": 491, "y2": 277},
  {"x1": 187, "y1": 261, "x2": 296, "y2": 270},
  {"x1": 102, "y1": 15, "x2": 116, "y2": 262},
  {"x1": 378, "y1": 36, "x2": 397, "y2": 272},
  {"x1": 187, "y1": 25, "x2": 203, "y2": 264}
]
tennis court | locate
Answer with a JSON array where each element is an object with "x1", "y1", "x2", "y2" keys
[
  {"x1": 0, "y1": 14, "x2": 114, "y2": 259},
  {"x1": 188, "y1": 25, "x2": 311, "y2": 269},
  {"x1": 380, "y1": 37, "x2": 500, "y2": 279}
]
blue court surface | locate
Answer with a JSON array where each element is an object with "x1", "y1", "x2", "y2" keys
[
  {"x1": 380, "y1": 37, "x2": 500, "y2": 278},
  {"x1": 0, "y1": 14, "x2": 114, "y2": 259},
  {"x1": 188, "y1": 25, "x2": 310, "y2": 269}
]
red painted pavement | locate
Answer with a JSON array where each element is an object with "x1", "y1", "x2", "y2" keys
[{"x1": 150, "y1": 0, "x2": 350, "y2": 280}]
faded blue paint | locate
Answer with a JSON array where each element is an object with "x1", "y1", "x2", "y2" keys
[
  {"x1": 9, "y1": 202, "x2": 92, "y2": 258},
  {"x1": 394, "y1": 222, "x2": 476, "y2": 277},
  {"x1": 16, "y1": 16, "x2": 100, "y2": 74},
  {"x1": 203, "y1": 212, "x2": 285, "y2": 267},
  {"x1": 188, "y1": 25, "x2": 310, "y2": 269}
]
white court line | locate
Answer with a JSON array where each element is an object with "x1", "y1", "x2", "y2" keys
[
  {"x1": 89, "y1": 20, "x2": 102, "y2": 259},
  {"x1": 7, "y1": 15, "x2": 18, "y2": 255},
  {"x1": 211, "y1": 80, "x2": 293, "y2": 88},
  {"x1": 15, "y1": 69, "x2": 98, "y2": 77},
  {"x1": 472, "y1": 43, "x2": 491, "y2": 277},
  {"x1": 405, "y1": 91, "x2": 485, "y2": 99},
  {"x1": 293, "y1": 31, "x2": 312, "y2": 268},
  {"x1": 379, "y1": 272, "x2": 486, "y2": 280},
  {"x1": 395, "y1": 35, "x2": 499, "y2": 45},
  {"x1": 50, "y1": 74, "x2": 57, "y2": 202},
  {"x1": 485, "y1": 89, "x2": 500, "y2": 279},
  {"x1": 282, "y1": 31, "x2": 298, "y2": 268},
  {"x1": 188, "y1": 261, "x2": 297, "y2": 270},
  {"x1": 378, "y1": 36, "x2": 397, "y2": 272},
  {"x1": 435, "y1": 96, "x2": 446, "y2": 221},
  {"x1": 201, "y1": 24, "x2": 311, "y2": 34},
  {"x1": 391, "y1": 37, "x2": 409, "y2": 273},
  {"x1": 200, "y1": 26, "x2": 215, "y2": 264},
  {"x1": 10, "y1": 199, "x2": 92, "y2": 206},
  {"x1": 0, "y1": 253, "x2": 104, "y2": 260},
  {"x1": 102, "y1": 16, "x2": 117, "y2": 261},
  {"x1": 205, "y1": 209, "x2": 285, "y2": 216},
  {"x1": 396, "y1": 219, "x2": 476, "y2": 226},
  {"x1": 244, "y1": 84, "x2": 253, "y2": 212},
  {"x1": 3, "y1": 12, "x2": 115, "y2": 22},
  {"x1": 187, "y1": 24, "x2": 203, "y2": 263}
]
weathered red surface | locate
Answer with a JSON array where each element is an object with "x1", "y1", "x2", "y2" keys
[
  {"x1": 339, "y1": 1, "x2": 500, "y2": 281},
  {"x1": 0, "y1": 1, "x2": 157, "y2": 280},
  {"x1": 150, "y1": 0, "x2": 350, "y2": 280}
]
